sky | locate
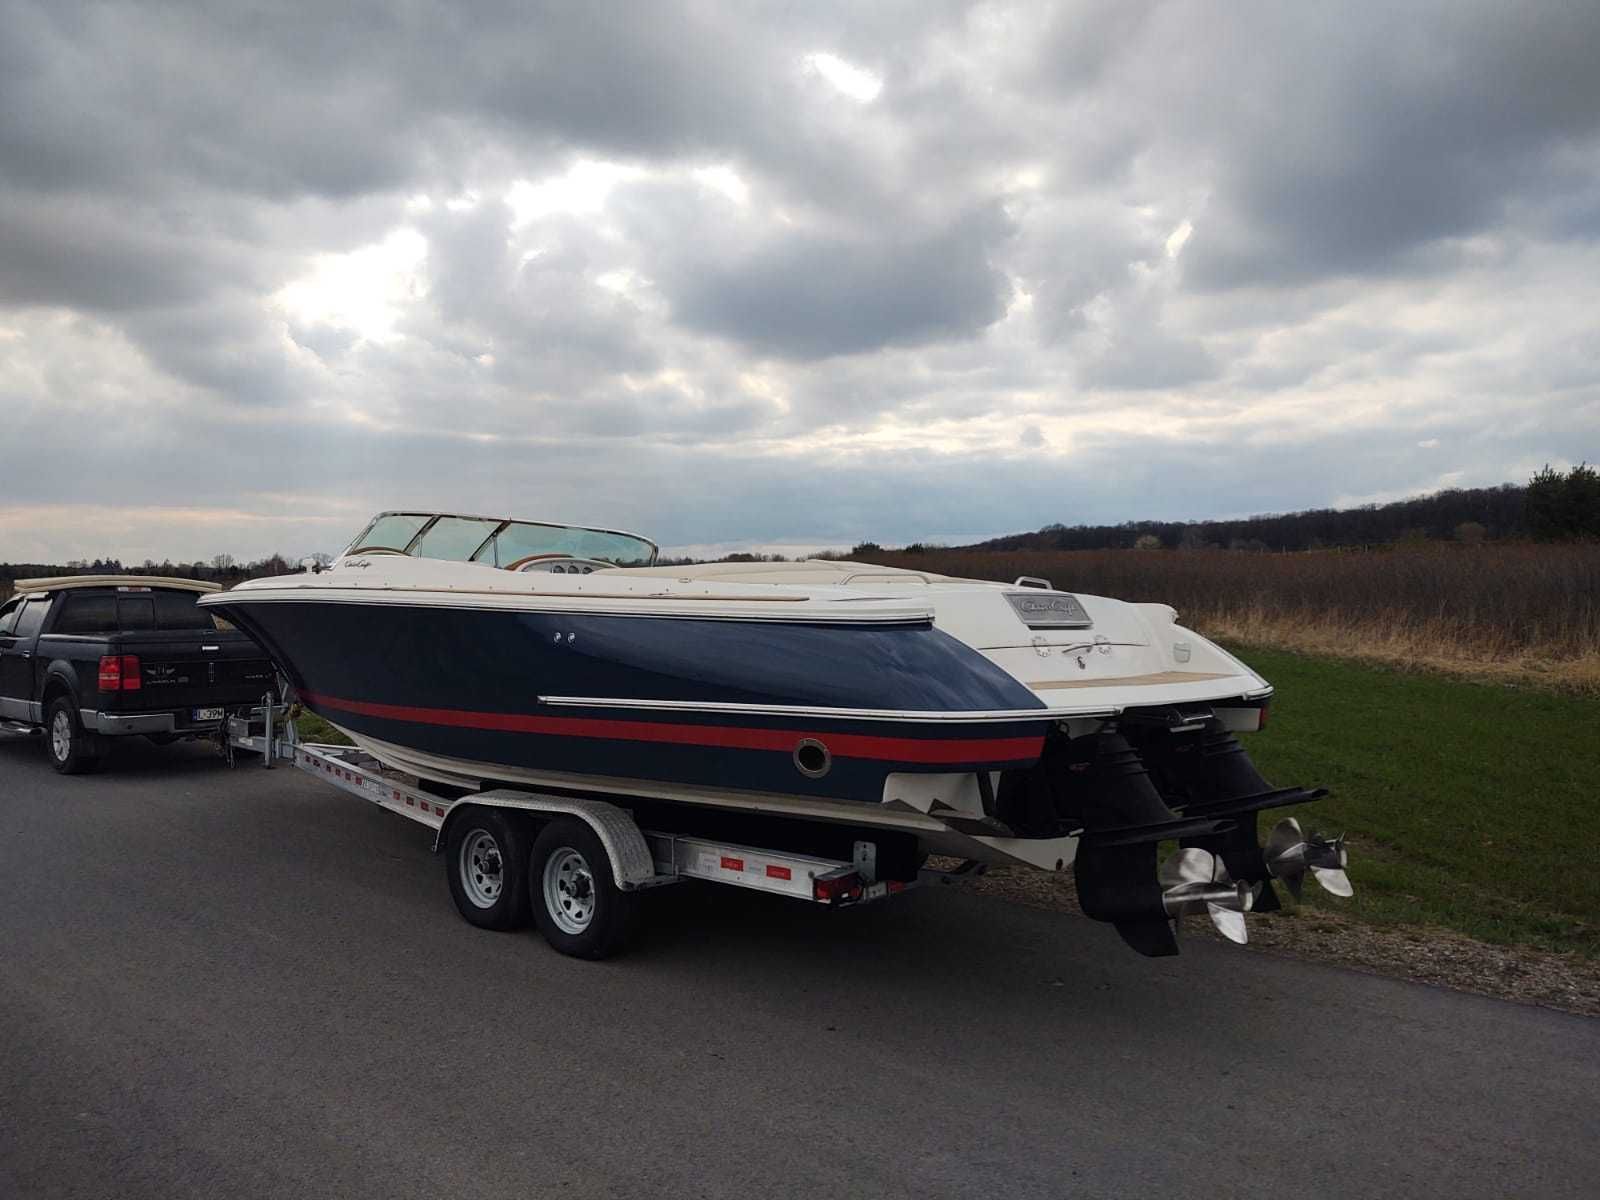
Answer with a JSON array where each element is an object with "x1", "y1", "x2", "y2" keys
[{"x1": 1, "y1": 1, "x2": 1597, "y2": 565}]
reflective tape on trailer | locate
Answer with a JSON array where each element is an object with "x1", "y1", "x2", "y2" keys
[{"x1": 293, "y1": 744, "x2": 454, "y2": 829}]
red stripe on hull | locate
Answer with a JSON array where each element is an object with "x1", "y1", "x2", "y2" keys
[{"x1": 299, "y1": 691, "x2": 1044, "y2": 765}]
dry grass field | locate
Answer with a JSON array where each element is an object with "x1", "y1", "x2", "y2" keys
[{"x1": 869, "y1": 542, "x2": 1600, "y2": 692}]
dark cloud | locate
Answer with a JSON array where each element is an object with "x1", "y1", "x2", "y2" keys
[
  {"x1": 0, "y1": 189, "x2": 245, "y2": 312},
  {"x1": 1157, "y1": 2, "x2": 1600, "y2": 287},
  {"x1": 667, "y1": 207, "x2": 1014, "y2": 359}
]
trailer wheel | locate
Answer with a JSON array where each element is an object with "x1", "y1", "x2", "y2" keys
[
  {"x1": 445, "y1": 809, "x2": 531, "y2": 931},
  {"x1": 47, "y1": 697, "x2": 101, "y2": 775},
  {"x1": 530, "y1": 818, "x2": 638, "y2": 960}
]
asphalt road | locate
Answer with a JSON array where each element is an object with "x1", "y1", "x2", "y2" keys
[{"x1": 2, "y1": 735, "x2": 1596, "y2": 1200}]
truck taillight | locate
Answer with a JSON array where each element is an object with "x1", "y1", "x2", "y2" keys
[{"x1": 98, "y1": 655, "x2": 141, "y2": 691}]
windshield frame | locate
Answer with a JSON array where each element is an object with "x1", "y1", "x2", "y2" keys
[{"x1": 345, "y1": 511, "x2": 660, "y2": 567}]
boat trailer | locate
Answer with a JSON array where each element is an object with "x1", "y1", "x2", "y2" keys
[
  {"x1": 223, "y1": 697, "x2": 1351, "y2": 960},
  {"x1": 224, "y1": 697, "x2": 934, "y2": 959}
]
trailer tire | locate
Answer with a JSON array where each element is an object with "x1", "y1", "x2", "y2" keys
[
  {"x1": 530, "y1": 818, "x2": 638, "y2": 960},
  {"x1": 47, "y1": 697, "x2": 101, "y2": 775},
  {"x1": 445, "y1": 808, "x2": 532, "y2": 931}
]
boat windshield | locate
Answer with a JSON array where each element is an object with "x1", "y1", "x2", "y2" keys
[{"x1": 346, "y1": 512, "x2": 658, "y2": 567}]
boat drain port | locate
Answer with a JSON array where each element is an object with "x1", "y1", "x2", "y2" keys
[{"x1": 794, "y1": 738, "x2": 832, "y2": 778}]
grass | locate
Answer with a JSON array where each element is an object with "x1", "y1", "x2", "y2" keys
[
  {"x1": 293, "y1": 710, "x2": 352, "y2": 746},
  {"x1": 1231, "y1": 643, "x2": 1599, "y2": 956}
]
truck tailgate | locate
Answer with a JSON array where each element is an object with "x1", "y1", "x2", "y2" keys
[{"x1": 107, "y1": 634, "x2": 277, "y2": 712}]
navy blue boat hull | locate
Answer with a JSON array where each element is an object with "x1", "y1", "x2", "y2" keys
[{"x1": 212, "y1": 600, "x2": 1052, "y2": 802}]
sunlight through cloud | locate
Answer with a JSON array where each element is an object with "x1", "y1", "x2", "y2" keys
[
  {"x1": 274, "y1": 229, "x2": 428, "y2": 344},
  {"x1": 506, "y1": 160, "x2": 646, "y2": 225},
  {"x1": 803, "y1": 52, "x2": 883, "y2": 102},
  {"x1": 693, "y1": 165, "x2": 750, "y2": 205}
]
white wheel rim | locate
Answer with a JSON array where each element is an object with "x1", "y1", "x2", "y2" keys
[
  {"x1": 458, "y1": 830, "x2": 504, "y2": 909},
  {"x1": 51, "y1": 711, "x2": 71, "y2": 762},
  {"x1": 543, "y1": 847, "x2": 596, "y2": 934}
]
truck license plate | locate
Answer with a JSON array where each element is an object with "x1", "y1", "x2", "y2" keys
[{"x1": 193, "y1": 707, "x2": 224, "y2": 722}]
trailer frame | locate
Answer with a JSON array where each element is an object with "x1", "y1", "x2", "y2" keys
[{"x1": 225, "y1": 698, "x2": 926, "y2": 956}]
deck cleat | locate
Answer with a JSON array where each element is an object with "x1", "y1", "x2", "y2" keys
[
  {"x1": 1265, "y1": 817, "x2": 1353, "y2": 899},
  {"x1": 1158, "y1": 847, "x2": 1254, "y2": 944}
]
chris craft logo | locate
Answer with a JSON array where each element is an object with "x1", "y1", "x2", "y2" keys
[{"x1": 1007, "y1": 592, "x2": 1091, "y2": 626}]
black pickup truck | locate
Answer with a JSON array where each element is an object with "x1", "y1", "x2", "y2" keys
[{"x1": 0, "y1": 576, "x2": 277, "y2": 773}]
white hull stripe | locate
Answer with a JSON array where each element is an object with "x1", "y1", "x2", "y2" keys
[{"x1": 534, "y1": 695, "x2": 1105, "y2": 723}]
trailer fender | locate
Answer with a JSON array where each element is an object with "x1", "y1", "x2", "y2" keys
[{"x1": 433, "y1": 791, "x2": 658, "y2": 891}]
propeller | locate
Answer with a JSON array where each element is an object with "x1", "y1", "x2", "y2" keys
[
  {"x1": 1159, "y1": 847, "x2": 1253, "y2": 944},
  {"x1": 1265, "y1": 817, "x2": 1353, "y2": 899}
]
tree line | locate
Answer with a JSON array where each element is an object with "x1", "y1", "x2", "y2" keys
[{"x1": 970, "y1": 467, "x2": 1598, "y2": 554}]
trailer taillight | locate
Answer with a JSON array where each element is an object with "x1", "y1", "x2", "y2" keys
[
  {"x1": 813, "y1": 872, "x2": 863, "y2": 903},
  {"x1": 1258, "y1": 702, "x2": 1269, "y2": 731},
  {"x1": 98, "y1": 654, "x2": 141, "y2": 691}
]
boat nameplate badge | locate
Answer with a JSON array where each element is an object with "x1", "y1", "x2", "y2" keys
[{"x1": 1005, "y1": 591, "x2": 1092, "y2": 629}]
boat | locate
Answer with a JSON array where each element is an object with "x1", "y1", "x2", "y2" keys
[{"x1": 201, "y1": 510, "x2": 1351, "y2": 955}]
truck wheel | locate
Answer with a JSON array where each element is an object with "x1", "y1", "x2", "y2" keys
[
  {"x1": 445, "y1": 808, "x2": 531, "y2": 931},
  {"x1": 47, "y1": 697, "x2": 101, "y2": 775},
  {"x1": 530, "y1": 818, "x2": 638, "y2": 960}
]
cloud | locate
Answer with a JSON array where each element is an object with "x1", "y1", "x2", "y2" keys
[
  {"x1": 666, "y1": 205, "x2": 1015, "y2": 359},
  {"x1": 1153, "y1": 3, "x2": 1600, "y2": 287},
  {"x1": 0, "y1": 0, "x2": 1597, "y2": 563}
]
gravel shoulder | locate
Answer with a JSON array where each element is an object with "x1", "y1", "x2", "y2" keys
[{"x1": 934, "y1": 859, "x2": 1600, "y2": 1018}]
